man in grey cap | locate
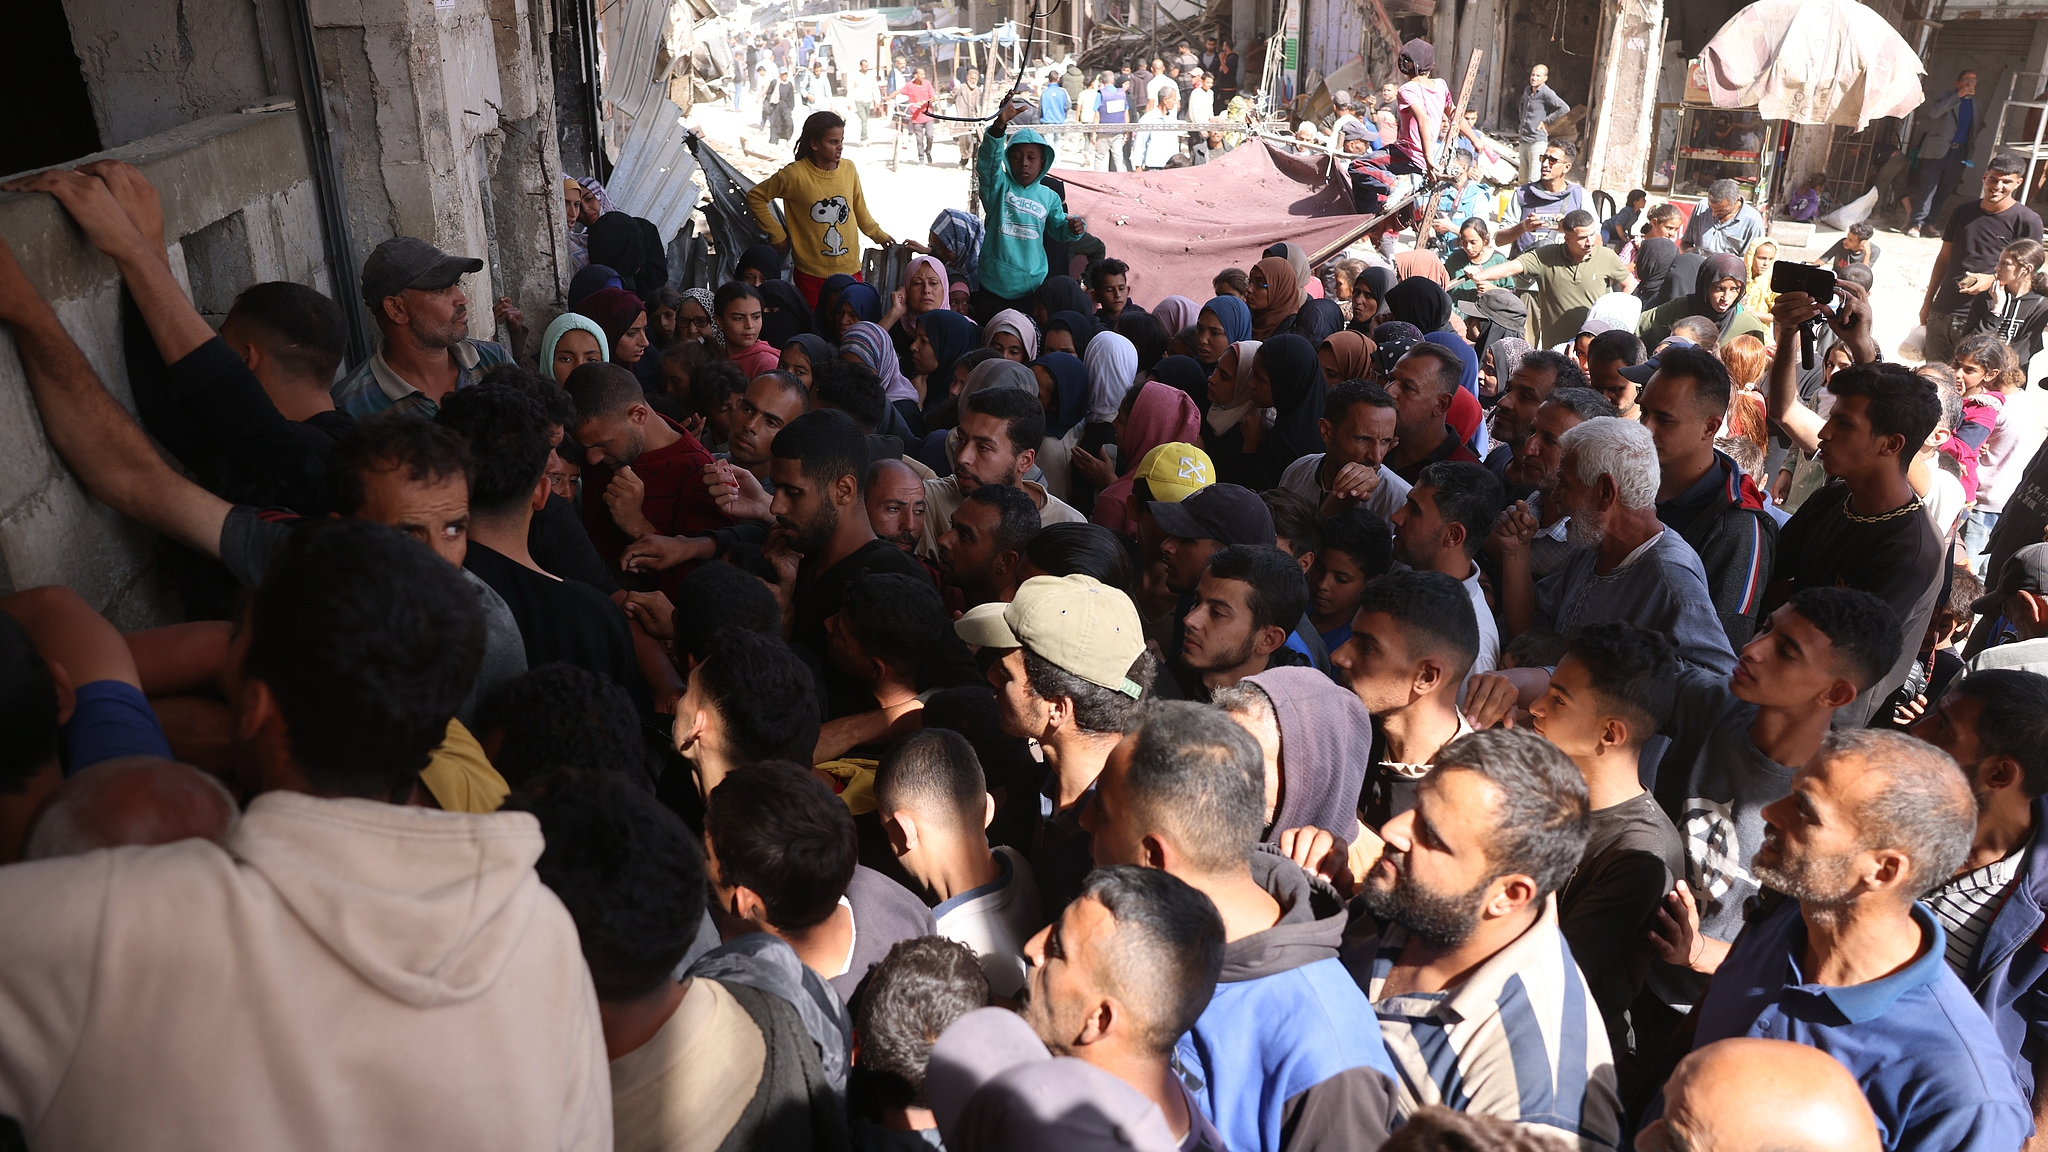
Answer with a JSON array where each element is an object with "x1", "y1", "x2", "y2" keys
[
  {"x1": 331, "y1": 236, "x2": 511, "y2": 419},
  {"x1": 927, "y1": 1006, "x2": 1180, "y2": 1152},
  {"x1": 1969, "y1": 541, "x2": 2048, "y2": 675}
]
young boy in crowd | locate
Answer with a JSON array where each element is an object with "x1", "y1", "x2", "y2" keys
[{"x1": 1305, "y1": 508, "x2": 1395, "y2": 655}]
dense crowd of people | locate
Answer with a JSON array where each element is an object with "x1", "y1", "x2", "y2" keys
[{"x1": 6, "y1": 38, "x2": 2048, "y2": 1152}]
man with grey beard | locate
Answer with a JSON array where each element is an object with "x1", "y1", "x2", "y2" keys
[
  {"x1": 1689, "y1": 730, "x2": 2031, "y2": 1152},
  {"x1": 1490, "y1": 416, "x2": 1734, "y2": 676}
]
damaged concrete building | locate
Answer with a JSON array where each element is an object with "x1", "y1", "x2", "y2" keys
[{"x1": 0, "y1": 0, "x2": 703, "y2": 621}]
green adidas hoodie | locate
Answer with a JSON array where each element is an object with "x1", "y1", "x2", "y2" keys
[{"x1": 976, "y1": 125, "x2": 1076, "y2": 300}]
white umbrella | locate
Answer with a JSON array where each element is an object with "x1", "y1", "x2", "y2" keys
[{"x1": 1700, "y1": 0, "x2": 1925, "y2": 129}]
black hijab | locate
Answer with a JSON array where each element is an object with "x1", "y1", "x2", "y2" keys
[
  {"x1": 1633, "y1": 238, "x2": 1681, "y2": 307},
  {"x1": 1260, "y1": 334, "x2": 1327, "y2": 462},
  {"x1": 757, "y1": 279, "x2": 814, "y2": 349},
  {"x1": 1038, "y1": 275, "x2": 1094, "y2": 318},
  {"x1": 1666, "y1": 254, "x2": 1705, "y2": 314},
  {"x1": 1385, "y1": 276, "x2": 1455, "y2": 334},
  {"x1": 1692, "y1": 254, "x2": 1751, "y2": 337},
  {"x1": 1148, "y1": 354, "x2": 1209, "y2": 412},
  {"x1": 1049, "y1": 310, "x2": 1103, "y2": 356},
  {"x1": 1297, "y1": 299, "x2": 1346, "y2": 347},
  {"x1": 736, "y1": 244, "x2": 784, "y2": 282},
  {"x1": 567, "y1": 264, "x2": 622, "y2": 310},
  {"x1": 1352, "y1": 266, "x2": 1398, "y2": 332},
  {"x1": 587, "y1": 213, "x2": 654, "y2": 291}
]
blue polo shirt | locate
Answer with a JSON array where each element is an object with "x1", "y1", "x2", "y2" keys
[{"x1": 1695, "y1": 899, "x2": 2033, "y2": 1152}]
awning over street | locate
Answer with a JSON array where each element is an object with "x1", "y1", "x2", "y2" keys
[{"x1": 1050, "y1": 141, "x2": 1363, "y2": 302}]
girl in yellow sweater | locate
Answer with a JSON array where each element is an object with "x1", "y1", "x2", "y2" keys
[{"x1": 746, "y1": 111, "x2": 897, "y2": 308}]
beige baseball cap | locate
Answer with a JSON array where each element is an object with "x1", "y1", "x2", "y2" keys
[{"x1": 954, "y1": 574, "x2": 1147, "y2": 697}]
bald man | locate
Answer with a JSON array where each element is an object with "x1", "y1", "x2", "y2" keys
[
  {"x1": 23, "y1": 756, "x2": 237, "y2": 860},
  {"x1": 1637, "y1": 1038, "x2": 1881, "y2": 1152},
  {"x1": 866, "y1": 457, "x2": 928, "y2": 554}
]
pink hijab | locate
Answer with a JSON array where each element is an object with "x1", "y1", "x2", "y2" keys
[
  {"x1": 1151, "y1": 295, "x2": 1201, "y2": 335},
  {"x1": 905, "y1": 254, "x2": 950, "y2": 315},
  {"x1": 1091, "y1": 381, "x2": 1202, "y2": 536}
]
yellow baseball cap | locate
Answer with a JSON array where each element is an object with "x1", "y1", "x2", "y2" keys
[
  {"x1": 954, "y1": 575, "x2": 1147, "y2": 697},
  {"x1": 1135, "y1": 442, "x2": 1214, "y2": 504}
]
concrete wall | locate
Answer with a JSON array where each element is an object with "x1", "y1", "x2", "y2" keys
[
  {"x1": 61, "y1": 0, "x2": 302, "y2": 150},
  {"x1": 0, "y1": 110, "x2": 327, "y2": 626},
  {"x1": 309, "y1": 0, "x2": 572, "y2": 355}
]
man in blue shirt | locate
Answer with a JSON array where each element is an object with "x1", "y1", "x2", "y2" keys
[
  {"x1": 1907, "y1": 69, "x2": 1981, "y2": 237},
  {"x1": 1680, "y1": 178, "x2": 1767, "y2": 256},
  {"x1": 1692, "y1": 728, "x2": 2033, "y2": 1152},
  {"x1": 1909, "y1": 669, "x2": 2048, "y2": 1138}
]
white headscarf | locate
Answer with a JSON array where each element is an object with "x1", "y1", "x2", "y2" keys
[
  {"x1": 1083, "y1": 331, "x2": 1140, "y2": 424},
  {"x1": 1206, "y1": 339, "x2": 1262, "y2": 435}
]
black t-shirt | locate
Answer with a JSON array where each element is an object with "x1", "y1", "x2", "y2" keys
[
  {"x1": 528, "y1": 494, "x2": 621, "y2": 595},
  {"x1": 129, "y1": 320, "x2": 354, "y2": 515},
  {"x1": 1932, "y1": 199, "x2": 2044, "y2": 315},
  {"x1": 463, "y1": 541, "x2": 637, "y2": 694},
  {"x1": 1557, "y1": 790, "x2": 1683, "y2": 1055},
  {"x1": 792, "y1": 538, "x2": 927, "y2": 660},
  {"x1": 1769, "y1": 480, "x2": 1944, "y2": 725}
]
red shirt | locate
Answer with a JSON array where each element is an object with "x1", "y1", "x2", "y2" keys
[
  {"x1": 902, "y1": 80, "x2": 935, "y2": 123},
  {"x1": 581, "y1": 414, "x2": 732, "y2": 594},
  {"x1": 726, "y1": 339, "x2": 781, "y2": 380}
]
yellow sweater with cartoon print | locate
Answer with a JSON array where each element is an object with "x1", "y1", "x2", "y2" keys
[{"x1": 745, "y1": 157, "x2": 893, "y2": 279}]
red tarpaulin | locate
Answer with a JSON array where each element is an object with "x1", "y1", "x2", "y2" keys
[{"x1": 1051, "y1": 140, "x2": 1364, "y2": 303}]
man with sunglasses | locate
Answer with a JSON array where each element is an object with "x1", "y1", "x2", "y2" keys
[{"x1": 1495, "y1": 140, "x2": 1589, "y2": 258}]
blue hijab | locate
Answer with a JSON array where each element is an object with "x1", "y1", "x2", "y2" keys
[
  {"x1": 1201, "y1": 295, "x2": 1253, "y2": 344},
  {"x1": 1422, "y1": 331, "x2": 1480, "y2": 396},
  {"x1": 1034, "y1": 351, "x2": 1091, "y2": 439}
]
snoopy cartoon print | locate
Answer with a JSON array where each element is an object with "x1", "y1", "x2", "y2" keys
[{"x1": 811, "y1": 196, "x2": 852, "y2": 258}]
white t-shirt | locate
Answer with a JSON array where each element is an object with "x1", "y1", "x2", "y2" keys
[
  {"x1": 1922, "y1": 467, "x2": 1967, "y2": 542},
  {"x1": 1980, "y1": 388, "x2": 2048, "y2": 514},
  {"x1": 1276, "y1": 453, "x2": 1411, "y2": 525},
  {"x1": 1460, "y1": 565, "x2": 1500, "y2": 677},
  {"x1": 934, "y1": 846, "x2": 1047, "y2": 999}
]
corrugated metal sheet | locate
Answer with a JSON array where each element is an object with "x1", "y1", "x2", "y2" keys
[{"x1": 598, "y1": 0, "x2": 703, "y2": 244}]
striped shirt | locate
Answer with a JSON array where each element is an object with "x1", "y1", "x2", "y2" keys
[
  {"x1": 1926, "y1": 846, "x2": 2026, "y2": 976},
  {"x1": 1346, "y1": 896, "x2": 1622, "y2": 1150}
]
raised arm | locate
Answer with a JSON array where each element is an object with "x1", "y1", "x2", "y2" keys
[
  {"x1": 1466, "y1": 257, "x2": 1527, "y2": 283},
  {"x1": 4, "y1": 164, "x2": 212, "y2": 366},
  {"x1": 0, "y1": 232, "x2": 228, "y2": 558}
]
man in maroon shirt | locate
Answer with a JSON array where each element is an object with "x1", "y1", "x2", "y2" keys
[{"x1": 565, "y1": 362, "x2": 732, "y2": 593}]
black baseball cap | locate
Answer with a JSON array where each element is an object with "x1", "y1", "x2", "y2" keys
[
  {"x1": 359, "y1": 236, "x2": 485, "y2": 306},
  {"x1": 1974, "y1": 542, "x2": 2048, "y2": 615},
  {"x1": 1148, "y1": 482, "x2": 1274, "y2": 546}
]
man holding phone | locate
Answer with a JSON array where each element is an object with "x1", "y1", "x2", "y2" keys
[
  {"x1": 1920, "y1": 152, "x2": 2041, "y2": 364},
  {"x1": 1496, "y1": 141, "x2": 1589, "y2": 258}
]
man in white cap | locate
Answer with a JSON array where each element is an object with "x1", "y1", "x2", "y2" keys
[{"x1": 957, "y1": 574, "x2": 1154, "y2": 914}]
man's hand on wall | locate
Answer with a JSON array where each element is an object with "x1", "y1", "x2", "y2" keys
[
  {"x1": 2, "y1": 168, "x2": 152, "y2": 267},
  {"x1": 74, "y1": 161, "x2": 167, "y2": 262}
]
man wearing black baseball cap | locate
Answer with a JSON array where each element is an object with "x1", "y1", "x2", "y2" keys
[
  {"x1": 1153, "y1": 484, "x2": 1321, "y2": 691},
  {"x1": 332, "y1": 236, "x2": 512, "y2": 419},
  {"x1": 1970, "y1": 542, "x2": 2048, "y2": 675}
]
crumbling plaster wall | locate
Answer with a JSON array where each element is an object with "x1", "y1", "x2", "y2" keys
[
  {"x1": 0, "y1": 112, "x2": 327, "y2": 623},
  {"x1": 311, "y1": 0, "x2": 571, "y2": 350}
]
